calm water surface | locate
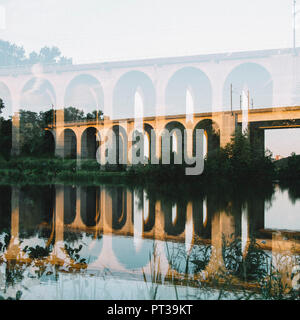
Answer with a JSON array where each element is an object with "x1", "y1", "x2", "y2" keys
[{"x1": 0, "y1": 183, "x2": 299, "y2": 300}]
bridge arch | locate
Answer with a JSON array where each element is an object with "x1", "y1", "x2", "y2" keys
[
  {"x1": 143, "y1": 123, "x2": 154, "y2": 163},
  {"x1": 162, "y1": 121, "x2": 187, "y2": 164},
  {"x1": 223, "y1": 62, "x2": 273, "y2": 110},
  {"x1": 64, "y1": 74, "x2": 104, "y2": 116},
  {"x1": 61, "y1": 128, "x2": 77, "y2": 159},
  {"x1": 130, "y1": 123, "x2": 155, "y2": 164},
  {"x1": 64, "y1": 185, "x2": 77, "y2": 225},
  {"x1": 20, "y1": 77, "x2": 56, "y2": 112},
  {"x1": 130, "y1": 189, "x2": 156, "y2": 233},
  {"x1": 142, "y1": 191, "x2": 156, "y2": 233},
  {"x1": 111, "y1": 188, "x2": 154, "y2": 270},
  {"x1": 162, "y1": 200, "x2": 187, "y2": 237},
  {"x1": 18, "y1": 185, "x2": 55, "y2": 239},
  {"x1": 110, "y1": 124, "x2": 128, "y2": 165},
  {"x1": 81, "y1": 126, "x2": 100, "y2": 160},
  {"x1": 112, "y1": 235, "x2": 153, "y2": 270},
  {"x1": 165, "y1": 67, "x2": 212, "y2": 116},
  {"x1": 109, "y1": 187, "x2": 127, "y2": 231},
  {"x1": 193, "y1": 119, "x2": 220, "y2": 158},
  {"x1": 192, "y1": 198, "x2": 212, "y2": 239},
  {"x1": 80, "y1": 186, "x2": 101, "y2": 227},
  {"x1": 112, "y1": 70, "x2": 156, "y2": 119}
]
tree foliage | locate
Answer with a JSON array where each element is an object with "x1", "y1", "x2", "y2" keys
[
  {"x1": 204, "y1": 127, "x2": 275, "y2": 182},
  {"x1": 0, "y1": 98, "x2": 11, "y2": 159},
  {"x1": 276, "y1": 152, "x2": 300, "y2": 181},
  {"x1": 0, "y1": 98, "x2": 4, "y2": 114},
  {"x1": 18, "y1": 107, "x2": 102, "y2": 156},
  {"x1": 0, "y1": 39, "x2": 72, "y2": 66},
  {"x1": 19, "y1": 109, "x2": 54, "y2": 156},
  {"x1": 64, "y1": 106, "x2": 103, "y2": 122}
]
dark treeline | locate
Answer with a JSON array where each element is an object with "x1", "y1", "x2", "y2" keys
[
  {"x1": 19, "y1": 106, "x2": 103, "y2": 156},
  {"x1": 0, "y1": 103, "x2": 103, "y2": 159},
  {"x1": 128, "y1": 128, "x2": 276, "y2": 185},
  {"x1": 0, "y1": 99, "x2": 11, "y2": 160},
  {"x1": 0, "y1": 39, "x2": 72, "y2": 66},
  {"x1": 64, "y1": 106, "x2": 103, "y2": 122},
  {"x1": 127, "y1": 127, "x2": 300, "y2": 189}
]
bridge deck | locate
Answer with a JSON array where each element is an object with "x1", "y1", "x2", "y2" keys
[{"x1": 47, "y1": 106, "x2": 300, "y2": 129}]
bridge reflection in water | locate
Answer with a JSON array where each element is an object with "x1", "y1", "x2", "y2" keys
[{"x1": 0, "y1": 184, "x2": 300, "y2": 299}]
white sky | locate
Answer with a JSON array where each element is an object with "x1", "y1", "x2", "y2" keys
[
  {"x1": 265, "y1": 128, "x2": 300, "y2": 157},
  {"x1": 0, "y1": 0, "x2": 297, "y2": 63},
  {"x1": 0, "y1": 0, "x2": 300, "y2": 156}
]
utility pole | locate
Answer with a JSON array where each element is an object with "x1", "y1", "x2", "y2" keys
[{"x1": 230, "y1": 83, "x2": 233, "y2": 114}]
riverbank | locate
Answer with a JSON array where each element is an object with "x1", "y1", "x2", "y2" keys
[
  {"x1": 0, "y1": 125, "x2": 300, "y2": 186},
  {"x1": 0, "y1": 154, "x2": 298, "y2": 188},
  {"x1": 0, "y1": 157, "x2": 129, "y2": 185},
  {"x1": 2, "y1": 128, "x2": 299, "y2": 186}
]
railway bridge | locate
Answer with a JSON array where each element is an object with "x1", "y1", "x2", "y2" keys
[
  {"x1": 38, "y1": 105, "x2": 300, "y2": 164},
  {"x1": 1, "y1": 46, "x2": 299, "y2": 160}
]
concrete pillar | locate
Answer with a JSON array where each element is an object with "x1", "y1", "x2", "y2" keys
[
  {"x1": 185, "y1": 201, "x2": 194, "y2": 254},
  {"x1": 66, "y1": 187, "x2": 85, "y2": 229},
  {"x1": 54, "y1": 78, "x2": 67, "y2": 109},
  {"x1": 102, "y1": 79, "x2": 114, "y2": 119},
  {"x1": 11, "y1": 112, "x2": 20, "y2": 156},
  {"x1": 48, "y1": 185, "x2": 72, "y2": 265},
  {"x1": 126, "y1": 122, "x2": 134, "y2": 165},
  {"x1": 98, "y1": 127, "x2": 106, "y2": 167},
  {"x1": 55, "y1": 185, "x2": 64, "y2": 243},
  {"x1": 185, "y1": 124, "x2": 194, "y2": 159},
  {"x1": 119, "y1": 189, "x2": 133, "y2": 234},
  {"x1": 76, "y1": 131, "x2": 82, "y2": 167},
  {"x1": 219, "y1": 112, "x2": 236, "y2": 147},
  {"x1": 5, "y1": 187, "x2": 23, "y2": 260},
  {"x1": 153, "y1": 201, "x2": 165, "y2": 241},
  {"x1": 152, "y1": 127, "x2": 161, "y2": 163},
  {"x1": 154, "y1": 120, "x2": 166, "y2": 162},
  {"x1": 102, "y1": 188, "x2": 113, "y2": 234},
  {"x1": 55, "y1": 109, "x2": 65, "y2": 158},
  {"x1": 205, "y1": 210, "x2": 235, "y2": 277}
]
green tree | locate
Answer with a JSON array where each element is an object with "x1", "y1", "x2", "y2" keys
[
  {"x1": 28, "y1": 46, "x2": 72, "y2": 65},
  {"x1": 224, "y1": 128, "x2": 252, "y2": 178},
  {"x1": 64, "y1": 106, "x2": 85, "y2": 122},
  {"x1": 204, "y1": 127, "x2": 274, "y2": 182},
  {"x1": 0, "y1": 98, "x2": 4, "y2": 114},
  {"x1": 0, "y1": 40, "x2": 26, "y2": 66},
  {"x1": 0, "y1": 98, "x2": 12, "y2": 159},
  {"x1": 86, "y1": 110, "x2": 104, "y2": 120},
  {"x1": 0, "y1": 39, "x2": 72, "y2": 66},
  {"x1": 19, "y1": 109, "x2": 55, "y2": 156}
]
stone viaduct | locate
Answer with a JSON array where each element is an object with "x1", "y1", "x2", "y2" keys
[{"x1": 0, "y1": 47, "x2": 300, "y2": 160}]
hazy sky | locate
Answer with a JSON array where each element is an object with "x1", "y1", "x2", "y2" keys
[
  {"x1": 0, "y1": 0, "x2": 297, "y2": 63},
  {"x1": 0, "y1": 0, "x2": 299, "y2": 156},
  {"x1": 265, "y1": 128, "x2": 300, "y2": 157}
]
